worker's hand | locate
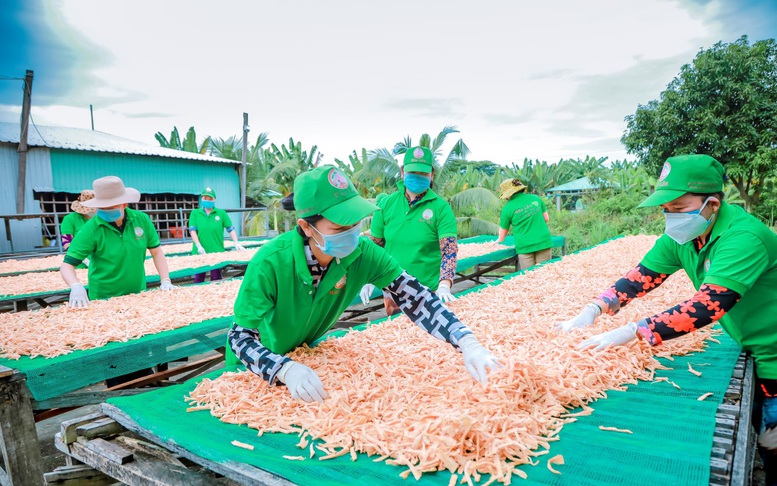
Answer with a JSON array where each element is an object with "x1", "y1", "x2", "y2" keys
[
  {"x1": 278, "y1": 361, "x2": 327, "y2": 403},
  {"x1": 436, "y1": 281, "x2": 457, "y2": 303},
  {"x1": 68, "y1": 283, "x2": 89, "y2": 309},
  {"x1": 359, "y1": 284, "x2": 376, "y2": 305},
  {"x1": 196, "y1": 244, "x2": 206, "y2": 255},
  {"x1": 556, "y1": 303, "x2": 601, "y2": 332},
  {"x1": 233, "y1": 243, "x2": 246, "y2": 252},
  {"x1": 458, "y1": 335, "x2": 503, "y2": 384},
  {"x1": 579, "y1": 322, "x2": 638, "y2": 351},
  {"x1": 159, "y1": 278, "x2": 177, "y2": 291}
]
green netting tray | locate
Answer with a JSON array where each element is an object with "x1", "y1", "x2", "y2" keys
[
  {"x1": 107, "y1": 326, "x2": 740, "y2": 485},
  {"x1": 0, "y1": 315, "x2": 233, "y2": 400}
]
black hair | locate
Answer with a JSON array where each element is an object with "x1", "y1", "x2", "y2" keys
[
  {"x1": 689, "y1": 191, "x2": 724, "y2": 201},
  {"x1": 283, "y1": 193, "x2": 324, "y2": 237}
]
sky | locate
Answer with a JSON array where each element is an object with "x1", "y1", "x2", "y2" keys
[{"x1": 1, "y1": 0, "x2": 776, "y2": 166}]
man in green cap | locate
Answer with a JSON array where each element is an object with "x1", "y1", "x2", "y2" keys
[
  {"x1": 363, "y1": 146, "x2": 459, "y2": 314},
  {"x1": 188, "y1": 187, "x2": 245, "y2": 283},
  {"x1": 555, "y1": 154, "x2": 777, "y2": 475},
  {"x1": 228, "y1": 165, "x2": 500, "y2": 403}
]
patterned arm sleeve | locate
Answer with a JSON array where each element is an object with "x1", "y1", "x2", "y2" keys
[
  {"x1": 439, "y1": 237, "x2": 457, "y2": 283},
  {"x1": 597, "y1": 263, "x2": 669, "y2": 315},
  {"x1": 385, "y1": 271, "x2": 473, "y2": 347},
  {"x1": 369, "y1": 236, "x2": 386, "y2": 247},
  {"x1": 635, "y1": 284, "x2": 741, "y2": 346},
  {"x1": 62, "y1": 234, "x2": 74, "y2": 250},
  {"x1": 228, "y1": 323, "x2": 291, "y2": 384}
]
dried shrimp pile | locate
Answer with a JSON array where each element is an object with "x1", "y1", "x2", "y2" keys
[
  {"x1": 457, "y1": 242, "x2": 512, "y2": 260},
  {"x1": 188, "y1": 235, "x2": 713, "y2": 484},
  {"x1": 0, "y1": 279, "x2": 241, "y2": 359}
]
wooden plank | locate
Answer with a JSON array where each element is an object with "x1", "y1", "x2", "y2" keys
[
  {"x1": 61, "y1": 412, "x2": 107, "y2": 445},
  {"x1": 731, "y1": 355, "x2": 756, "y2": 486},
  {"x1": 77, "y1": 418, "x2": 124, "y2": 440},
  {"x1": 43, "y1": 464, "x2": 114, "y2": 484},
  {"x1": 0, "y1": 366, "x2": 14, "y2": 379},
  {"x1": 83, "y1": 438, "x2": 133, "y2": 465},
  {"x1": 0, "y1": 374, "x2": 45, "y2": 485},
  {"x1": 102, "y1": 403, "x2": 293, "y2": 486},
  {"x1": 54, "y1": 433, "x2": 227, "y2": 486},
  {"x1": 32, "y1": 389, "x2": 149, "y2": 411}
]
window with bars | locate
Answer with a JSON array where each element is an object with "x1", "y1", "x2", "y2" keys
[{"x1": 36, "y1": 192, "x2": 200, "y2": 241}]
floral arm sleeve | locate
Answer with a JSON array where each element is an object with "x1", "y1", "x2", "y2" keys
[
  {"x1": 634, "y1": 284, "x2": 741, "y2": 345},
  {"x1": 369, "y1": 236, "x2": 386, "y2": 247},
  {"x1": 439, "y1": 237, "x2": 457, "y2": 283},
  {"x1": 384, "y1": 271, "x2": 473, "y2": 347},
  {"x1": 228, "y1": 323, "x2": 291, "y2": 384},
  {"x1": 62, "y1": 234, "x2": 74, "y2": 250},
  {"x1": 597, "y1": 263, "x2": 670, "y2": 315}
]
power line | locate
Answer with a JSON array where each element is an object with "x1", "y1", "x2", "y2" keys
[{"x1": 28, "y1": 112, "x2": 49, "y2": 145}]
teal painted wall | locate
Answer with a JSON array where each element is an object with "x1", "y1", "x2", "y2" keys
[{"x1": 49, "y1": 150, "x2": 241, "y2": 209}]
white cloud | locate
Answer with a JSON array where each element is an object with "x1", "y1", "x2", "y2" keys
[{"x1": 3, "y1": 0, "x2": 759, "y2": 165}]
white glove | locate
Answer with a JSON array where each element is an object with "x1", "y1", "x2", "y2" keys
[
  {"x1": 436, "y1": 281, "x2": 457, "y2": 303},
  {"x1": 277, "y1": 361, "x2": 327, "y2": 403},
  {"x1": 359, "y1": 284, "x2": 376, "y2": 305},
  {"x1": 68, "y1": 283, "x2": 89, "y2": 308},
  {"x1": 233, "y1": 243, "x2": 246, "y2": 251},
  {"x1": 196, "y1": 244, "x2": 206, "y2": 255},
  {"x1": 159, "y1": 278, "x2": 177, "y2": 291},
  {"x1": 557, "y1": 303, "x2": 602, "y2": 332},
  {"x1": 579, "y1": 322, "x2": 638, "y2": 351},
  {"x1": 458, "y1": 335, "x2": 503, "y2": 384}
]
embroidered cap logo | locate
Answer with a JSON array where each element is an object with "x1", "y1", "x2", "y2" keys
[{"x1": 328, "y1": 169, "x2": 349, "y2": 189}]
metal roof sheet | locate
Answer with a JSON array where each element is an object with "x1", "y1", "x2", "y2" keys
[{"x1": 0, "y1": 121, "x2": 239, "y2": 165}]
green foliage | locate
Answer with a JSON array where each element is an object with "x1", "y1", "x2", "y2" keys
[
  {"x1": 622, "y1": 36, "x2": 777, "y2": 213},
  {"x1": 155, "y1": 126, "x2": 211, "y2": 154}
]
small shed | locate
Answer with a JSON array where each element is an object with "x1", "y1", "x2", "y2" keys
[
  {"x1": 546, "y1": 177, "x2": 610, "y2": 211},
  {"x1": 0, "y1": 122, "x2": 245, "y2": 254}
]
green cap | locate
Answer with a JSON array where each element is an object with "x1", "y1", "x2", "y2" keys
[
  {"x1": 201, "y1": 187, "x2": 217, "y2": 198},
  {"x1": 293, "y1": 165, "x2": 379, "y2": 226},
  {"x1": 638, "y1": 154, "x2": 725, "y2": 208},
  {"x1": 403, "y1": 146, "x2": 434, "y2": 174}
]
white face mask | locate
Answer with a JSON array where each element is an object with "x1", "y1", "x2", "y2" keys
[{"x1": 663, "y1": 197, "x2": 714, "y2": 245}]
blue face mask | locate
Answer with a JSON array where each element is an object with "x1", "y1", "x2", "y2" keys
[
  {"x1": 97, "y1": 208, "x2": 123, "y2": 223},
  {"x1": 201, "y1": 200, "x2": 215, "y2": 209},
  {"x1": 663, "y1": 197, "x2": 714, "y2": 245},
  {"x1": 404, "y1": 173, "x2": 431, "y2": 194},
  {"x1": 309, "y1": 223, "x2": 361, "y2": 258}
]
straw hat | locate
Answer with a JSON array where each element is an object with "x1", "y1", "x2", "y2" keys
[
  {"x1": 71, "y1": 190, "x2": 97, "y2": 216},
  {"x1": 81, "y1": 176, "x2": 141, "y2": 208},
  {"x1": 499, "y1": 179, "x2": 527, "y2": 200}
]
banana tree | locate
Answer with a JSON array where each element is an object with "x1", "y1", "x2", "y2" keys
[{"x1": 154, "y1": 126, "x2": 211, "y2": 154}]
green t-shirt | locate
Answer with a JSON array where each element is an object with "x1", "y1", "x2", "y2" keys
[
  {"x1": 499, "y1": 193, "x2": 551, "y2": 254},
  {"x1": 232, "y1": 231, "x2": 403, "y2": 355},
  {"x1": 60, "y1": 212, "x2": 90, "y2": 238},
  {"x1": 64, "y1": 208, "x2": 161, "y2": 300},
  {"x1": 188, "y1": 208, "x2": 233, "y2": 254},
  {"x1": 370, "y1": 183, "x2": 458, "y2": 290},
  {"x1": 641, "y1": 202, "x2": 777, "y2": 378}
]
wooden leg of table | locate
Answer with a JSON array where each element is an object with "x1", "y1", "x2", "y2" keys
[{"x1": 0, "y1": 372, "x2": 45, "y2": 485}]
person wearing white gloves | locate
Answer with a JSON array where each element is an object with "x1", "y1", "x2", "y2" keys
[
  {"x1": 364, "y1": 146, "x2": 460, "y2": 315},
  {"x1": 189, "y1": 187, "x2": 245, "y2": 284},
  {"x1": 60, "y1": 176, "x2": 177, "y2": 309},
  {"x1": 227, "y1": 166, "x2": 502, "y2": 403}
]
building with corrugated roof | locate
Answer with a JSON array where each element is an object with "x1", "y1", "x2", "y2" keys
[{"x1": 0, "y1": 122, "x2": 244, "y2": 254}]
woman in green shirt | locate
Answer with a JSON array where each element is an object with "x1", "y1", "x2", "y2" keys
[
  {"x1": 228, "y1": 165, "x2": 500, "y2": 403},
  {"x1": 363, "y1": 146, "x2": 459, "y2": 315},
  {"x1": 60, "y1": 189, "x2": 95, "y2": 250},
  {"x1": 60, "y1": 176, "x2": 177, "y2": 308},
  {"x1": 556, "y1": 155, "x2": 777, "y2": 479},
  {"x1": 188, "y1": 187, "x2": 245, "y2": 283},
  {"x1": 495, "y1": 179, "x2": 552, "y2": 270}
]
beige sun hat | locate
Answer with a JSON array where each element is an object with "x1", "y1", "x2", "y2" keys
[
  {"x1": 499, "y1": 179, "x2": 528, "y2": 200},
  {"x1": 71, "y1": 190, "x2": 97, "y2": 216},
  {"x1": 81, "y1": 176, "x2": 141, "y2": 208}
]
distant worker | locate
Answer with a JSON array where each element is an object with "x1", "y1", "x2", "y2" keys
[
  {"x1": 556, "y1": 155, "x2": 777, "y2": 482},
  {"x1": 60, "y1": 190, "x2": 95, "y2": 251},
  {"x1": 495, "y1": 179, "x2": 552, "y2": 269},
  {"x1": 228, "y1": 166, "x2": 501, "y2": 403},
  {"x1": 188, "y1": 187, "x2": 245, "y2": 283},
  {"x1": 362, "y1": 146, "x2": 459, "y2": 314},
  {"x1": 60, "y1": 176, "x2": 177, "y2": 308}
]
